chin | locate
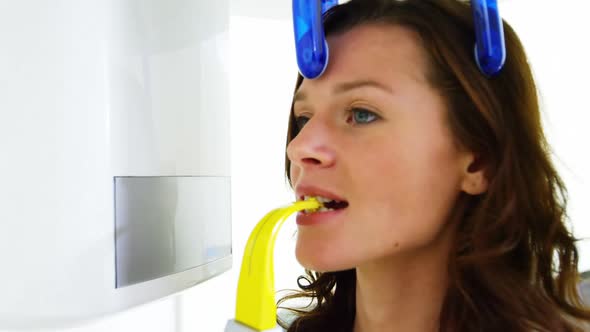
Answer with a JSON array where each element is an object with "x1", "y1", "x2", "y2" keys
[{"x1": 295, "y1": 244, "x2": 355, "y2": 273}]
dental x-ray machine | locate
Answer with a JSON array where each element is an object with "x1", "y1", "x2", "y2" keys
[{"x1": 0, "y1": 0, "x2": 231, "y2": 329}]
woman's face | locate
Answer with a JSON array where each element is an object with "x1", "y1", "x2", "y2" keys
[{"x1": 287, "y1": 24, "x2": 477, "y2": 272}]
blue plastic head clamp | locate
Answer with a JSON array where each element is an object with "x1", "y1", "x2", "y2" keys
[
  {"x1": 292, "y1": 0, "x2": 506, "y2": 79},
  {"x1": 292, "y1": 0, "x2": 337, "y2": 79},
  {"x1": 472, "y1": 0, "x2": 506, "y2": 76}
]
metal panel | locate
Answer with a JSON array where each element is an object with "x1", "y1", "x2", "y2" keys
[{"x1": 115, "y1": 176, "x2": 231, "y2": 288}]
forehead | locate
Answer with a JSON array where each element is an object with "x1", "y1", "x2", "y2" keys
[{"x1": 299, "y1": 23, "x2": 430, "y2": 91}]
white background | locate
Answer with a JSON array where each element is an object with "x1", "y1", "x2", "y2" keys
[{"x1": 4, "y1": 1, "x2": 588, "y2": 331}]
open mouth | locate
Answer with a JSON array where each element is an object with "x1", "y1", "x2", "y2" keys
[{"x1": 301, "y1": 195, "x2": 349, "y2": 213}]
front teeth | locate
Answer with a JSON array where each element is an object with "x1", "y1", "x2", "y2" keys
[
  {"x1": 304, "y1": 206, "x2": 336, "y2": 213},
  {"x1": 302, "y1": 195, "x2": 338, "y2": 213},
  {"x1": 316, "y1": 196, "x2": 331, "y2": 204},
  {"x1": 303, "y1": 195, "x2": 335, "y2": 203}
]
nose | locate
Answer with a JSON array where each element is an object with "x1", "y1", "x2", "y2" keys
[{"x1": 286, "y1": 115, "x2": 336, "y2": 170}]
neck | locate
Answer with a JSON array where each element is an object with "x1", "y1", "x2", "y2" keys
[{"x1": 352, "y1": 229, "x2": 454, "y2": 332}]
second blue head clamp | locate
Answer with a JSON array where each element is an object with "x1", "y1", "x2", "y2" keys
[
  {"x1": 292, "y1": 0, "x2": 506, "y2": 79},
  {"x1": 471, "y1": 0, "x2": 506, "y2": 76}
]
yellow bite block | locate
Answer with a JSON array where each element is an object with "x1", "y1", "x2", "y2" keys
[{"x1": 234, "y1": 198, "x2": 322, "y2": 331}]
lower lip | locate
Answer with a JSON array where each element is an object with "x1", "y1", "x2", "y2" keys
[{"x1": 296, "y1": 208, "x2": 346, "y2": 226}]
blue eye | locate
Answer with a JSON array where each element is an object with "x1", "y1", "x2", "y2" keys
[{"x1": 351, "y1": 108, "x2": 378, "y2": 125}]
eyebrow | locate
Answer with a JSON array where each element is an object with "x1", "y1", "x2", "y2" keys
[{"x1": 293, "y1": 79, "x2": 394, "y2": 103}]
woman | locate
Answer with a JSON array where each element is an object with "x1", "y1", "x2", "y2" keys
[{"x1": 278, "y1": 0, "x2": 590, "y2": 331}]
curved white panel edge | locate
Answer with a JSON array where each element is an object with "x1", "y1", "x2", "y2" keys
[{"x1": 0, "y1": 257, "x2": 231, "y2": 329}]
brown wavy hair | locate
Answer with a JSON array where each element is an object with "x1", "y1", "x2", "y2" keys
[{"x1": 279, "y1": 0, "x2": 590, "y2": 331}]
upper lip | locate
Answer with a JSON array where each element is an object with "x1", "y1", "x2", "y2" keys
[{"x1": 295, "y1": 184, "x2": 347, "y2": 202}]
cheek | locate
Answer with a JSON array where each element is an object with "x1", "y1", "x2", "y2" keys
[
  {"x1": 372, "y1": 115, "x2": 461, "y2": 190},
  {"x1": 349, "y1": 131, "x2": 462, "y2": 239},
  {"x1": 375, "y1": 134, "x2": 460, "y2": 206}
]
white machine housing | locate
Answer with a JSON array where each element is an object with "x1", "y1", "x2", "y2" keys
[{"x1": 0, "y1": 0, "x2": 231, "y2": 329}]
